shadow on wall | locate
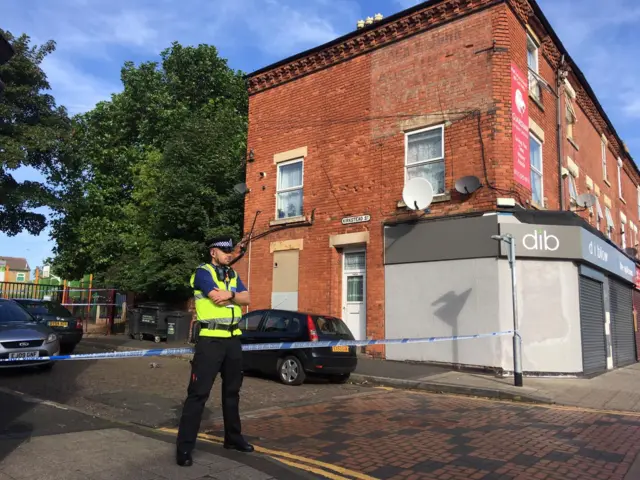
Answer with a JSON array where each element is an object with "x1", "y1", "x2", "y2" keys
[{"x1": 431, "y1": 289, "x2": 472, "y2": 365}]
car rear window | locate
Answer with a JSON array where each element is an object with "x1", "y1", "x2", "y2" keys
[
  {"x1": 18, "y1": 301, "x2": 73, "y2": 317},
  {"x1": 313, "y1": 316, "x2": 351, "y2": 336},
  {"x1": 0, "y1": 301, "x2": 36, "y2": 323}
]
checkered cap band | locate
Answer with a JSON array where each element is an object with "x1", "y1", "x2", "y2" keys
[{"x1": 211, "y1": 239, "x2": 233, "y2": 248}]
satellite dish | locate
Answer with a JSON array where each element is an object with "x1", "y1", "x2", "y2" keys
[
  {"x1": 576, "y1": 193, "x2": 596, "y2": 208},
  {"x1": 233, "y1": 183, "x2": 249, "y2": 195},
  {"x1": 455, "y1": 176, "x2": 482, "y2": 195},
  {"x1": 402, "y1": 177, "x2": 434, "y2": 211}
]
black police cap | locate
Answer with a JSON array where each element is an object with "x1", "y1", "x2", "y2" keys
[{"x1": 206, "y1": 236, "x2": 235, "y2": 250}]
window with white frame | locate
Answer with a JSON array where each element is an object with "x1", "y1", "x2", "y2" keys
[
  {"x1": 527, "y1": 34, "x2": 541, "y2": 101},
  {"x1": 568, "y1": 175, "x2": 578, "y2": 205},
  {"x1": 601, "y1": 138, "x2": 608, "y2": 180},
  {"x1": 276, "y1": 158, "x2": 303, "y2": 219},
  {"x1": 637, "y1": 186, "x2": 640, "y2": 220},
  {"x1": 621, "y1": 220, "x2": 627, "y2": 249},
  {"x1": 405, "y1": 125, "x2": 445, "y2": 195},
  {"x1": 617, "y1": 158, "x2": 624, "y2": 200},
  {"x1": 605, "y1": 207, "x2": 614, "y2": 239},
  {"x1": 15, "y1": 272, "x2": 25, "y2": 282},
  {"x1": 566, "y1": 101, "x2": 577, "y2": 141},
  {"x1": 530, "y1": 134, "x2": 543, "y2": 206},
  {"x1": 596, "y1": 197, "x2": 604, "y2": 230}
]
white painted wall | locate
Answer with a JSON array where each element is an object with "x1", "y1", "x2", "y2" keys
[
  {"x1": 385, "y1": 257, "x2": 583, "y2": 374},
  {"x1": 385, "y1": 258, "x2": 510, "y2": 368},
  {"x1": 499, "y1": 259, "x2": 582, "y2": 373}
]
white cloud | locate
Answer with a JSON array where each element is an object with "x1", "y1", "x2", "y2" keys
[
  {"x1": 537, "y1": 0, "x2": 640, "y2": 159},
  {"x1": 3, "y1": 0, "x2": 364, "y2": 114},
  {"x1": 41, "y1": 56, "x2": 118, "y2": 115}
]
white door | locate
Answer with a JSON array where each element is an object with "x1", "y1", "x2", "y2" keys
[{"x1": 342, "y1": 250, "x2": 366, "y2": 341}]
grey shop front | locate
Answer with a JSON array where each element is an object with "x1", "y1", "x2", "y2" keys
[{"x1": 383, "y1": 212, "x2": 638, "y2": 376}]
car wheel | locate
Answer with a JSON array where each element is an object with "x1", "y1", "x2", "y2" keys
[
  {"x1": 328, "y1": 373, "x2": 350, "y2": 384},
  {"x1": 61, "y1": 344, "x2": 75, "y2": 355},
  {"x1": 277, "y1": 356, "x2": 305, "y2": 386}
]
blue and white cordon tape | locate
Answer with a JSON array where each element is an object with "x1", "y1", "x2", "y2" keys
[{"x1": 0, "y1": 330, "x2": 513, "y2": 363}]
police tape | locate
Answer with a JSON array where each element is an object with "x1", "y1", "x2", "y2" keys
[{"x1": 0, "y1": 331, "x2": 514, "y2": 363}]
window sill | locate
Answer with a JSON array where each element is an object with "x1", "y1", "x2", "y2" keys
[
  {"x1": 530, "y1": 201, "x2": 546, "y2": 210},
  {"x1": 620, "y1": 197, "x2": 626, "y2": 205},
  {"x1": 529, "y1": 92, "x2": 544, "y2": 111},
  {"x1": 567, "y1": 137, "x2": 580, "y2": 151},
  {"x1": 269, "y1": 215, "x2": 307, "y2": 227},
  {"x1": 397, "y1": 192, "x2": 451, "y2": 209},
  {"x1": 604, "y1": 179, "x2": 612, "y2": 187}
]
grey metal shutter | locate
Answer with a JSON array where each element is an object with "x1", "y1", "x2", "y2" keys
[
  {"x1": 633, "y1": 291, "x2": 640, "y2": 362},
  {"x1": 610, "y1": 279, "x2": 636, "y2": 368},
  {"x1": 579, "y1": 276, "x2": 607, "y2": 375}
]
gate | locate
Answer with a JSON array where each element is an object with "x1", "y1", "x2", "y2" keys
[{"x1": 0, "y1": 281, "x2": 125, "y2": 335}]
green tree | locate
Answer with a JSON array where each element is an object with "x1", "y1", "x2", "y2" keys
[
  {"x1": 0, "y1": 30, "x2": 71, "y2": 235},
  {"x1": 50, "y1": 42, "x2": 248, "y2": 299}
]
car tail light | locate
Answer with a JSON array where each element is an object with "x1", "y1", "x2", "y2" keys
[
  {"x1": 76, "y1": 318, "x2": 83, "y2": 330},
  {"x1": 307, "y1": 315, "x2": 318, "y2": 342}
]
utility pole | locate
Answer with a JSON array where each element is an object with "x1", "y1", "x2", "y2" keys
[{"x1": 492, "y1": 233, "x2": 523, "y2": 387}]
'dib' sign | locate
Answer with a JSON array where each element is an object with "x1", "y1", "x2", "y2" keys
[{"x1": 522, "y1": 229, "x2": 560, "y2": 252}]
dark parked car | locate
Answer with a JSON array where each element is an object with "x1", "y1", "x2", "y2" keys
[
  {"x1": 13, "y1": 299, "x2": 83, "y2": 354},
  {"x1": 238, "y1": 309, "x2": 357, "y2": 386},
  {"x1": 0, "y1": 299, "x2": 60, "y2": 370}
]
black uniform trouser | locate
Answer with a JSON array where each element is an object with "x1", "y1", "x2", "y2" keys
[{"x1": 176, "y1": 335, "x2": 243, "y2": 453}]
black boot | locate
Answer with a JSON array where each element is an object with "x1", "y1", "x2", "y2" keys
[
  {"x1": 176, "y1": 450, "x2": 193, "y2": 466},
  {"x1": 223, "y1": 437, "x2": 254, "y2": 453}
]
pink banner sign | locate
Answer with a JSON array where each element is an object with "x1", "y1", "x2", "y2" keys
[{"x1": 511, "y1": 62, "x2": 531, "y2": 189}]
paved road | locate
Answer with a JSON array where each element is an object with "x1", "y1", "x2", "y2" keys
[
  {"x1": 0, "y1": 343, "x2": 371, "y2": 429},
  {"x1": 207, "y1": 388, "x2": 640, "y2": 480},
  {"x1": 0, "y1": 389, "x2": 318, "y2": 480},
  {"x1": 5, "y1": 343, "x2": 640, "y2": 479}
]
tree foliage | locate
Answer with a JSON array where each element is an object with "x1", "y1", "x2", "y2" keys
[
  {"x1": 0, "y1": 30, "x2": 71, "y2": 235},
  {"x1": 50, "y1": 42, "x2": 248, "y2": 299}
]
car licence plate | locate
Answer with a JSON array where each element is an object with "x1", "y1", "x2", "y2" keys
[
  {"x1": 8, "y1": 351, "x2": 38, "y2": 359},
  {"x1": 332, "y1": 346, "x2": 349, "y2": 352},
  {"x1": 48, "y1": 321, "x2": 68, "y2": 328}
]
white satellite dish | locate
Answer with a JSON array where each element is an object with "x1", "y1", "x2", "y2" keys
[
  {"x1": 402, "y1": 177, "x2": 434, "y2": 211},
  {"x1": 576, "y1": 193, "x2": 596, "y2": 208}
]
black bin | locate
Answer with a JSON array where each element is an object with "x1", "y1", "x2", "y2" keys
[
  {"x1": 166, "y1": 311, "x2": 193, "y2": 343},
  {"x1": 127, "y1": 307, "x2": 141, "y2": 338},
  {"x1": 135, "y1": 302, "x2": 173, "y2": 343}
]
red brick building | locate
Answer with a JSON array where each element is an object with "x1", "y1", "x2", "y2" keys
[{"x1": 238, "y1": 0, "x2": 639, "y2": 371}]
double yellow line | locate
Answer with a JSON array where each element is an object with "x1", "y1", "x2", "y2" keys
[{"x1": 158, "y1": 428, "x2": 378, "y2": 480}]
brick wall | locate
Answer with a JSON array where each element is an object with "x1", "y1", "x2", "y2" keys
[
  {"x1": 240, "y1": 0, "x2": 639, "y2": 358},
  {"x1": 240, "y1": 6, "x2": 506, "y2": 356}
]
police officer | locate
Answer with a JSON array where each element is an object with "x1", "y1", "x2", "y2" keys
[{"x1": 176, "y1": 236, "x2": 254, "y2": 467}]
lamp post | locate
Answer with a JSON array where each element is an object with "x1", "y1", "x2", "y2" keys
[{"x1": 492, "y1": 233, "x2": 523, "y2": 387}]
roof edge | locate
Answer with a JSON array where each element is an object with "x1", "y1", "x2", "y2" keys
[{"x1": 245, "y1": 0, "x2": 448, "y2": 80}]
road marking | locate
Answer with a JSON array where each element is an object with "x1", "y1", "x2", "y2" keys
[
  {"x1": 0, "y1": 387, "x2": 69, "y2": 410},
  {"x1": 158, "y1": 428, "x2": 379, "y2": 480},
  {"x1": 273, "y1": 457, "x2": 352, "y2": 480}
]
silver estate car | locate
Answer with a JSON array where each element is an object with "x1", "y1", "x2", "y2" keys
[{"x1": 0, "y1": 299, "x2": 60, "y2": 370}]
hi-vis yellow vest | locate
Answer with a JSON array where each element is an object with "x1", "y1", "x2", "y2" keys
[{"x1": 190, "y1": 264, "x2": 242, "y2": 337}]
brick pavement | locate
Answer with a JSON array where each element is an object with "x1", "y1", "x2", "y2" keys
[{"x1": 204, "y1": 389, "x2": 640, "y2": 480}]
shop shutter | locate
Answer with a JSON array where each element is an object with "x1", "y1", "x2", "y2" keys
[
  {"x1": 633, "y1": 290, "x2": 640, "y2": 361},
  {"x1": 610, "y1": 279, "x2": 636, "y2": 368},
  {"x1": 579, "y1": 276, "x2": 607, "y2": 375}
]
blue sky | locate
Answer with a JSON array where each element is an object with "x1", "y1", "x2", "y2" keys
[{"x1": 2, "y1": 0, "x2": 639, "y2": 273}]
